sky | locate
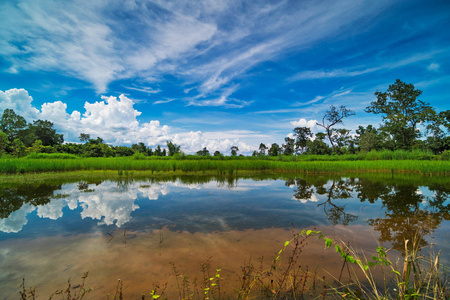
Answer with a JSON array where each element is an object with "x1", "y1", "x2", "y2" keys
[{"x1": 0, "y1": 0, "x2": 449, "y2": 154}]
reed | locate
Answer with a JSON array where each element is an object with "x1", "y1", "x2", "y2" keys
[{"x1": 1, "y1": 156, "x2": 449, "y2": 175}]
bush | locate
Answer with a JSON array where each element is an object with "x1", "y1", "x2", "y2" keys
[
  {"x1": 26, "y1": 152, "x2": 78, "y2": 159},
  {"x1": 132, "y1": 152, "x2": 146, "y2": 160},
  {"x1": 441, "y1": 150, "x2": 450, "y2": 160}
]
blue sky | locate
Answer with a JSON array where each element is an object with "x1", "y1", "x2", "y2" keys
[{"x1": 0, "y1": 0, "x2": 449, "y2": 154}]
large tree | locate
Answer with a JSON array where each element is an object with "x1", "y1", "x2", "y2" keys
[
  {"x1": 230, "y1": 146, "x2": 239, "y2": 156},
  {"x1": 316, "y1": 105, "x2": 355, "y2": 153},
  {"x1": 365, "y1": 79, "x2": 435, "y2": 150},
  {"x1": 282, "y1": 137, "x2": 295, "y2": 155},
  {"x1": 293, "y1": 127, "x2": 313, "y2": 154},
  {"x1": 166, "y1": 140, "x2": 181, "y2": 156},
  {"x1": 28, "y1": 120, "x2": 64, "y2": 146},
  {"x1": 0, "y1": 109, "x2": 27, "y2": 141},
  {"x1": 268, "y1": 143, "x2": 281, "y2": 156}
]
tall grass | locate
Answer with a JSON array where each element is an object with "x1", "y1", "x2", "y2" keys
[{"x1": 1, "y1": 155, "x2": 449, "y2": 175}]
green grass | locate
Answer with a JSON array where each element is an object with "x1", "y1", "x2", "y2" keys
[{"x1": 1, "y1": 155, "x2": 449, "y2": 175}]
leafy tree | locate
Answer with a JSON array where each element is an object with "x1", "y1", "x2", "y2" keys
[
  {"x1": 79, "y1": 133, "x2": 90, "y2": 143},
  {"x1": 365, "y1": 79, "x2": 435, "y2": 149},
  {"x1": 305, "y1": 133, "x2": 331, "y2": 155},
  {"x1": 132, "y1": 142, "x2": 147, "y2": 153},
  {"x1": 84, "y1": 144, "x2": 104, "y2": 157},
  {"x1": 293, "y1": 127, "x2": 313, "y2": 154},
  {"x1": 28, "y1": 120, "x2": 63, "y2": 146},
  {"x1": 88, "y1": 137, "x2": 104, "y2": 145},
  {"x1": 316, "y1": 105, "x2": 355, "y2": 153},
  {"x1": 268, "y1": 143, "x2": 280, "y2": 156},
  {"x1": 258, "y1": 143, "x2": 268, "y2": 156},
  {"x1": 28, "y1": 139, "x2": 44, "y2": 153},
  {"x1": 166, "y1": 141, "x2": 181, "y2": 156},
  {"x1": 213, "y1": 150, "x2": 222, "y2": 157},
  {"x1": 0, "y1": 131, "x2": 9, "y2": 156},
  {"x1": 282, "y1": 137, "x2": 295, "y2": 155},
  {"x1": 114, "y1": 146, "x2": 135, "y2": 157},
  {"x1": 12, "y1": 138, "x2": 26, "y2": 157},
  {"x1": 425, "y1": 109, "x2": 450, "y2": 153},
  {"x1": 0, "y1": 109, "x2": 27, "y2": 141},
  {"x1": 196, "y1": 147, "x2": 210, "y2": 156},
  {"x1": 355, "y1": 125, "x2": 381, "y2": 152},
  {"x1": 331, "y1": 128, "x2": 351, "y2": 154},
  {"x1": 154, "y1": 145, "x2": 164, "y2": 156},
  {"x1": 230, "y1": 146, "x2": 239, "y2": 156}
]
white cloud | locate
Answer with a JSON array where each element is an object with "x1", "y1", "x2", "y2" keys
[
  {"x1": 37, "y1": 198, "x2": 65, "y2": 220},
  {"x1": 0, "y1": 0, "x2": 395, "y2": 102},
  {"x1": 289, "y1": 51, "x2": 443, "y2": 82},
  {"x1": 290, "y1": 118, "x2": 317, "y2": 129},
  {"x1": 0, "y1": 88, "x2": 39, "y2": 121},
  {"x1": 427, "y1": 63, "x2": 440, "y2": 72},
  {"x1": 0, "y1": 204, "x2": 35, "y2": 233},
  {"x1": 0, "y1": 88, "x2": 256, "y2": 153}
]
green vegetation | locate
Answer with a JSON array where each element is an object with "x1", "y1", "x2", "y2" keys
[{"x1": 0, "y1": 150, "x2": 449, "y2": 176}]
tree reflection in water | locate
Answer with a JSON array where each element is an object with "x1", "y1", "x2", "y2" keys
[
  {"x1": 288, "y1": 175, "x2": 449, "y2": 252},
  {"x1": 288, "y1": 177, "x2": 358, "y2": 226},
  {"x1": 0, "y1": 175, "x2": 448, "y2": 251}
]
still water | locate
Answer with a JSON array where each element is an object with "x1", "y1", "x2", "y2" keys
[{"x1": 0, "y1": 174, "x2": 449, "y2": 298}]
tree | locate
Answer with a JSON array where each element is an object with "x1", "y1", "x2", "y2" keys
[
  {"x1": 316, "y1": 105, "x2": 355, "y2": 153},
  {"x1": 166, "y1": 141, "x2": 181, "y2": 156},
  {"x1": 293, "y1": 127, "x2": 313, "y2": 154},
  {"x1": 258, "y1": 143, "x2": 268, "y2": 156},
  {"x1": 0, "y1": 131, "x2": 9, "y2": 156},
  {"x1": 268, "y1": 143, "x2": 280, "y2": 156},
  {"x1": 79, "y1": 133, "x2": 90, "y2": 143},
  {"x1": 0, "y1": 109, "x2": 27, "y2": 141},
  {"x1": 213, "y1": 150, "x2": 222, "y2": 157},
  {"x1": 12, "y1": 138, "x2": 26, "y2": 157},
  {"x1": 425, "y1": 109, "x2": 450, "y2": 153},
  {"x1": 196, "y1": 147, "x2": 210, "y2": 156},
  {"x1": 305, "y1": 133, "x2": 331, "y2": 155},
  {"x1": 355, "y1": 125, "x2": 381, "y2": 152},
  {"x1": 28, "y1": 120, "x2": 63, "y2": 146},
  {"x1": 132, "y1": 142, "x2": 147, "y2": 153},
  {"x1": 282, "y1": 137, "x2": 295, "y2": 155},
  {"x1": 331, "y1": 128, "x2": 351, "y2": 154},
  {"x1": 365, "y1": 79, "x2": 435, "y2": 150},
  {"x1": 230, "y1": 146, "x2": 239, "y2": 156},
  {"x1": 154, "y1": 145, "x2": 162, "y2": 156}
]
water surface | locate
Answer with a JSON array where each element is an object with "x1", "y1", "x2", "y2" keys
[{"x1": 0, "y1": 174, "x2": 448, "y2": 298}]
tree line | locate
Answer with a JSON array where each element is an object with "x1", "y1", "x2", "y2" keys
[{"x1": 0, "y1": 80, "x2": 449, "y2": 158}]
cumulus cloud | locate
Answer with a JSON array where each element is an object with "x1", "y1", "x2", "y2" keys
[
  {"x1": 0, "y1": 180, "x2": 211, "y2": 233},
  {"x1": 0, "y1": 89, "x2": 39, "y2": 121},
  {"x1": 290, "y1": 118, "x2": 317, "y2": 128},
  {"x1": 0, "y1": 88, "x2": 255, "y2": 153},
  {"x1": 0, "y1": 204, "x2": 35, "y2": 233}
]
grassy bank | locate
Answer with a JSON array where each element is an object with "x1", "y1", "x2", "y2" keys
[{"x1": 1, "y1": 156, "x2": 449, "y2": 176}]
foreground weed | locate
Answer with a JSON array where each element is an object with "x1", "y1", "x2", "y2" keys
[{"x1": 48, "y1": 272, "x2": 92, "y2": 300}]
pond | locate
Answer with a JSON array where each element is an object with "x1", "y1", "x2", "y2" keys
[{"x1": 0, "y1": 174, "x2": 449, "y2": 298}]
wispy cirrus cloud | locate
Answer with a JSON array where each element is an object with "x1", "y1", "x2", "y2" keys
[
  {"x1": 288, "y1": 51, "x2": 444, "y2": 81},
  {"x1": 0, "y1": 0, "x2": 394, "y2": 105}
]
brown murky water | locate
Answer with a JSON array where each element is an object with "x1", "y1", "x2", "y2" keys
[{"x1": 0, "y1": 174, "x2": 448, "y2": 298}]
